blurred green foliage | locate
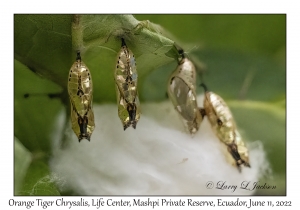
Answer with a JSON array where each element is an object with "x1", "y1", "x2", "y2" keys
[
  {"x1": 14, "y1": 15, "x2": 285, "y2": 195},
  {"x1": 135, "y1": 15, "x2": 286, "y2": 55}
]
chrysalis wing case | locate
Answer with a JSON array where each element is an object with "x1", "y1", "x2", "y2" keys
[
  {"x1": 68, "y1": 52, "x2": 95, "y2": 141},
  {"x1": 168, "y1": 50, "x2": 202, "y2": 135},
  {"x1": 114, "y1": 38, "x2": 140, "y2": 130},
  {"x1": 201, "y1": 84, "x2": 250, "y2": 170}
]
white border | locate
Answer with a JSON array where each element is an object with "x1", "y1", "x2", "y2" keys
[{"x1": 6, "y1": 1, "x2": 299, "y2": 209}]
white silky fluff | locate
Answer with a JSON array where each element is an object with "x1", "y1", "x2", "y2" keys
[{"x1": 50, "y1": 95, "x2": 270, "y2": 195}]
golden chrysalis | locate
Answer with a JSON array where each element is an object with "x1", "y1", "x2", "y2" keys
[
  {"x1": 114, "y1": 38, "x2": 140, "y2": 130},
  {"x1": 168, "y1": 49, "x2": 202, "y2": 135},
  {"x1": 201, "y1": 84, "x2": 250, "y2": 171},
  {"x1": 68, "y1": 51, "x2": 95, "y2": 141}
]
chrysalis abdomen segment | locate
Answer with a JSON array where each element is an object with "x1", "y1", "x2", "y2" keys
[
  {"x1": 68, "y1": 61, "x2": 93, "y2": 116},
  {"x1": 168, "y1": 58, "x2": 202, "y2": 135},
  {"x1": 115, "y1": 39, "x2": 140, "y2": 130},
  {"x1": 203, "y1": 91, "x2": 250, "y2": 169}
]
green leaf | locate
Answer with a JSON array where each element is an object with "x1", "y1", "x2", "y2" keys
[
  {"x1": 14, "y1": 137, "x2": 32, "y2": 195},
  {"x1": 14, "y1": 59, "x2": 63, "y2": 152},
  {"x1": 19, "y1": 158, "x2": 60, "y2": 196},
  {"x1": 14, "y1": 14, "x2": 73, "y2": 87},
  {"x1": 14, "y1": 14, "x2": 177, "y2": 103},
  {"x1": 134, "y1": 14, "x2": 286, "y2": 54}
]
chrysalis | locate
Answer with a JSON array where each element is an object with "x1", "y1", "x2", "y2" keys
[
  {"x1": 114, "y1": 38, "x2": 140, "y2": 130},
  {"x1": 167, "y1": 49, "x2": 202, "y2": 135},
  {"x1": 201, "y1": 84, "x2": 250, "y2": 170},
  {"x1": 68, "y1": 51, "x2": 95, "y2": 141}
]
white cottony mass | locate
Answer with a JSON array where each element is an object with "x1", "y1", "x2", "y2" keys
[{"x1": 50, "y1": 95, "x2": 270, "y2": 195}]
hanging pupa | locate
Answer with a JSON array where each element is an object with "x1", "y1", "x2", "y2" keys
[
  {"x1": 167, "y1": 49, "x2": 203, "y2": 135},
  {"x1": 200, "y1": 84, "x2": 250, "y2": 171},
  {"x1": 114, "y1": 38, "x2": 140, "y2": 130},
  {"x1": 68, "y1": 51, "x2": 95, "y2": 141}
]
